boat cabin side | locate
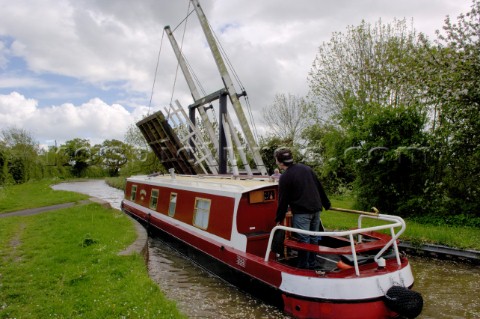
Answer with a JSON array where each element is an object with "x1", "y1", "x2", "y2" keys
[
  {"x1": 123, "y1": 176, "x2": 279, "y2": 256},
  {"x1": 237, "y1": 186, "x2": 278, "y2": 256}
]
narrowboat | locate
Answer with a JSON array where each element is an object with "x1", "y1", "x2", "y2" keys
[{"x1": 121, "y1": 172, "x2": 422, "y2": 319}]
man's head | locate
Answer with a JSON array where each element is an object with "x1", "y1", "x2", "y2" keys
[{"x1": 274, "y1": 148, "x2": 294, "y2": 168}]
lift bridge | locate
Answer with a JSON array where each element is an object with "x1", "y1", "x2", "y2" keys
[{"x1": 137, "y1": 0, "x2": 267, "y2": 177}]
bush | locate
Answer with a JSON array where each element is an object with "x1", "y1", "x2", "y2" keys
[{"x1": 348, "y1": 105, "x2": 429, "y2": 217}]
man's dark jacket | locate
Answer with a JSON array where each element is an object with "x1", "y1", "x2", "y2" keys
[{"x1": 275, "y1": 163, "x2": 331, "y2": 223}]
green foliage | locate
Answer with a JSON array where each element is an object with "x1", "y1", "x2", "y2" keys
[
  {"x1": 120, "y1": 149, "x2": 164, "y2": 176},
  {"x1": 0, "y1": 143, "x2": 8, "y2": 184},
  {"x1": 258, "y1": 136, "x2": 293, "y2": 174},
  {"x1": 0, "y1": 127, "x2": 40, "y2": 184},
  {"x1": 302, "y1": 123, "x2": 355, "y2": 194},
  {"x1": 8, "y1": 157, "x2": 26, "y2": 183},
  {"x1": 63, "y1": 138, "x2": 92, "y2": 177},
  {"x1": 0, "y1": 124, "x2": 163, "y2": 187},
  {"x1": 417, "y1": 0, "x2": 480, "y2": 216},
  {"x1": 307, "y1": 17, "x2": 432, "y2": 216},
  {"x1": 347, "y1": 104, "x2": 429, "y2": 216},
  {"x1": 410, "y1": 213, "x2": 480, "y2": 228},
  {"x1": 83, "y1": 165, "x2": 108, "y2": 178},
  {"x1": 97, "y1": 139, "x2": 130, "y2": 176},
  {"x1": 305, "y1": 94, "x2": 429, "y2": 216},
  {"x1": 105, "y1": 176, "x2": 127, "y2": 190},
  {"x1": 40, "y1": 164, "x2": 74, "y2": 180}
]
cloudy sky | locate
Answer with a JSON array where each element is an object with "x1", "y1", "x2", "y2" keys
[{"x1": 0, "y1": 0, "x2": 472, "y2": 148}]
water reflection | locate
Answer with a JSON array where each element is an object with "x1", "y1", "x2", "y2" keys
[
  {"x1": 52, "y1": 180, "x2": 480, "y2": 318},
  {"x1": 411, "y1": 256, "x2": 480, "y2": 319},
  {"x1": 148, "y1": 237, "x2": 289, "y2": 319}
]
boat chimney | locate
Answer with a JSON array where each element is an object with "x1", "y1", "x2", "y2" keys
[
  {"x1": 169, "y1": 168, "x2": 176, "y2": 179},
  {"x1": 377, "y1": 257, "x2": 386, "y2": 269}
]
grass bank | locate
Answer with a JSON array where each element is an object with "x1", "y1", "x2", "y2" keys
[
  {"x1": 0, "y1": 179, "x2": 89, "y2": 213},
  {"x1": 325, "y1": 197, "x2": 480, "y2": 251},
  {"x1": 0, "y1": 182, "x2": 185, "y2": 318}
]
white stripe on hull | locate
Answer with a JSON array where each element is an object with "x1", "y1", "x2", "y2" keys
[{"x1": 280, "y1": 264, "x2": 414, "y2": 300}]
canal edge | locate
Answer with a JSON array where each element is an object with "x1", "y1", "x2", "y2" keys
[
  {"x1": 118, "y1": 211, "x2": 149, "y2": 262},
  {"x1": 399, "y1": 241, "x2": 480, "y2": 265},
  {"x1": 93, "y1": 197, "x2": 149, "y2": 261}
]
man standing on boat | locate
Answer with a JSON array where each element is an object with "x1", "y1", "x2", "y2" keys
[{"x1": 274, "y1": 148, "x2": 331, "y2": 269}]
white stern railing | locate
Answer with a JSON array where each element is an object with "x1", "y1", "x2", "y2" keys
[{"x1": 264, "y1": 208, "x2": 406, "y2": 276}]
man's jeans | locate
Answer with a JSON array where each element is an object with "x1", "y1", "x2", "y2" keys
[{"x1": 292, "y1": 212, "x2": 321, "y2": 269}]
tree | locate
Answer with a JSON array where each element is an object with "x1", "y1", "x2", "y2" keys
[
  {"x1": 262, "y1": 93, "x2": 312, "y2": 144},
  {"x1": 345, "y1": 103, "x2": 429, "y2": 215},
  {"x1": 419, "y1": 0, "x2": 480, "y2": 216},
  {"x1": 63, "y1": 138, "x2": 92, "y2": 177},
  {"x1": 258, "y1": 136, "x2": 289, "y2": 175},
  {"x1": 302, "y1": 123, "x2": 355, "y2": 194},
  {"x1": 124, "y1": 124, "x2": 164, "y2": 175},
  {"x1": 308, "y1": 18, "x2": 425, "y2": 119},
  {"x1": 99, "y1": 139, "x2": 129, "y2": 177},
  {"x1": 0, "y1": 127, "x2": 39, "y2": 184}
]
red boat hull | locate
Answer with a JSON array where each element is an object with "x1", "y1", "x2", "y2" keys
[
  {"x1": 282, "y1": 295, "x2": 398, "y2": 319},
  {"x1": 120, "y1": 176, "x2": 419, "y2": 318}
]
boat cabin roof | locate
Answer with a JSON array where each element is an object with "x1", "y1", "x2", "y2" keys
[{"x1": 127, "y1": 174, "x2": 277, "y2": 197}]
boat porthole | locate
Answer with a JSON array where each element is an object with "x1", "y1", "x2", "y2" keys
[{"x1": 295, "y1": 305, "x2": 301, "y2": 312}]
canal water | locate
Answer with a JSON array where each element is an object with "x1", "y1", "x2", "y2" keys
[{"x1": 53, "y1": 180, "x2": 480, "y2": 319}]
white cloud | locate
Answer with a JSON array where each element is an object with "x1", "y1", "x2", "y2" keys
[
  {"x1": 0, "y1": 92, "x2": 135, "y2": 145},
  {"x1": 0, "y1": 92, "x2": 37, "y2": 126}
]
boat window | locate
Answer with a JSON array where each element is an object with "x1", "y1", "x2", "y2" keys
[
  {"x1": 131, "y1": 185, "x2": 137, "y2": 201},
  {"x1": 150, "y1": 189, "x2": 159, "y2": 210},
  {"x1": 249, "y1": 189, "x2": 276, "y2": 203},
  {"x1": 193, "y1": 198, "x2": 211, "y2": 229},
  {"x1": 168, "y1": 193, "x2": 177, "y2": 216}
]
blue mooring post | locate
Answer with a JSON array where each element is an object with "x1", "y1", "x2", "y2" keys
[{"x1": 219, "y1": 93, "x2": 227, "y2": 174}]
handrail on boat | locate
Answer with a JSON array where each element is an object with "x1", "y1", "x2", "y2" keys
[{"x1": 264, "y1": 208, "x2": 406, "y2": 276}]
